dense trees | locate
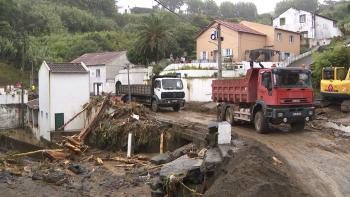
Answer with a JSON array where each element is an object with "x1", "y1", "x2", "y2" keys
[
  {"x1": 1, "y1": 0, "x2": 348, "y2": 75},
  {"x1": 274, "y1": 0, "x2": 318, "y2": 16},
  {"x1": 312, "y1": 43, "x2": 350, "y2": 88},
  {"x1": 134, "y1": 12, "x2": 175, "y2": 64}
]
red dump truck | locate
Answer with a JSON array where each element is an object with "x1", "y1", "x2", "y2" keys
[{"x1": 212, "y1": 66, "x2": 315, "y2": 133}]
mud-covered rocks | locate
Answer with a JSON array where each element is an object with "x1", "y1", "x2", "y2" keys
[
  {"x1": 68, "y1": 164, "x2": 87, "y2": 174},
  {"x1": 150, "y1": 154, "x2": 171, "y2": 165},
  {"x1": 0, "y1": 171, "x2": 15, "y2": 183}
]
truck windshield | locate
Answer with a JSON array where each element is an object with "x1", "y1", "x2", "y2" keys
[
  {"x1": 162, "y1": 79, "x2": 183, "y2": 90},
  {"x1": 273, "y1": 71, "x2": 312, "y2": 88}
]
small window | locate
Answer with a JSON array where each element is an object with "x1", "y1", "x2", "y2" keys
[
  {"x1": 299, "y1": 15, "x2": 306, "y2": 23},
  {"x1": 277, "y1": 33, "x2": 282, "y2": 41},
  {"x1": 333, "y1": 21, "x2": 337, "y2": 27},
  {"x1": 41, "y1": 111, "x2": 43, "y2": 118},
  {"x1": 96, "y1": 69, "x2": 100, "y2": 77},
  {"x1": 46, "y1": 113, "x2": 48, "y2": 119},
  {"x1": 280, "y1": 18, "x2": 285, "y2": 26},
  {"x1": 202, "y1": 51, "x2": 207, "y2": 60},
  {"x1": 289, "y1": 36, "x2": 294, "y2": 43},
  {"x1": 155, "y1": 81, "x2": 161, "y2": 89}
]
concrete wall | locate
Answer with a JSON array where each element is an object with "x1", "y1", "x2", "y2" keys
[
  {"x1": 0, "y1": 104, "x2": 26, "y2": 130},
  {"x1": 50, "y1": 73, "x2": 90, "y2": 133},
  {"x1": 274, "y1": 29, "x2": 300, "y2": 59},
  {"x1": 161, "y1": 61, "x2": 284, "y2": 102},
  {"x1": 273, "y1": 8, "x2": 343, "y2": 47},
  {"x1": 115, "y1": 67, "x2": 153, "y2": 85},
  {"x1": 315, "y1": 16, "x2": 343, "y2": 40},
  {"x1": 0, "y1": 91, "x2": 28, "y2": 104},
  {"x1": 240, "y1": 21, "x2": 275, "y2": 47},
  {"x1": 106, "y1": 52, "x2": 130, "y2": 79},
  {"x1": 38, "y1": 62, "x2": 50, "y2": 140},
  {"x1": 38, "y1": 61, "x2": 90, "y2": 141}
]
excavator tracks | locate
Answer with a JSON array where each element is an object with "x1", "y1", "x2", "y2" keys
[{"x1": 341, "y1": 100, "x2": 350, "y2": 113}]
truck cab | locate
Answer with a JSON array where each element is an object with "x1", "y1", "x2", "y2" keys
[
  {"x1": 257, "y1": 67, "x2": 314, "y2": 126},
  {"x1": 151, "y1": 76, "x2": 185, "y2": 112}
]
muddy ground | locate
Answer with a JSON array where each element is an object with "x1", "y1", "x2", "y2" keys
[{"x1": 1, "y1": 102, "x2": 350, "y2": 197}]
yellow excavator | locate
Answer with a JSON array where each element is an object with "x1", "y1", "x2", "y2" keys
[{"x1": 314, "y1": 65, "x2": 350, "y2": 112}]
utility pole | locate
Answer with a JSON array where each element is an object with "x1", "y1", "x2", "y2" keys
[
  {"x1": 126, "y1": 63, "x2": 131, "y2": 103},
  {"x1": 217, "y1": 24, "x2": 222, "y2": 80},
  {"x1": 21, "y1": 36, "x2": 25, "y2": 129}
]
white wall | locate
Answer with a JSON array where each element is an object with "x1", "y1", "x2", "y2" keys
[
  {"x1": 315, "y1": 16, "x2": 343, "y2": 40},
  {"x1": 182, "y1": 78, "x2": 214, "y2": 101},
  {"x1": 88, "y1": 65, "x2": 106, "y2": 95},
  {"x1": 115, "y1": 67, "x2": 153, "y2": 85},
  {"x1": 0, "y1": 91, "x2": 28, "y2": 104},
  {"x1": 273, "y1": 8, "x2": 315, "y2": 38},
  {"x1": 273, "y1": 8, "x2": 343, "y2": 47},
  {"x1": 50, "y1": 73, "x2": 90, "y2": 133},
  {"x1": 38, "y1": 62, "x2": 50, "y2": 140},
  {"x1": 160, "y1": 61, "x2": 284, "y2": 102}
]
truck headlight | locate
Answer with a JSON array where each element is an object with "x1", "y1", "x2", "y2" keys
[
  {"x1": 308, "y1": 111, "x2": 313, "y2": 116},
  {"x1": 277, "y1": 112, "x2": 283, "y2": 117}
]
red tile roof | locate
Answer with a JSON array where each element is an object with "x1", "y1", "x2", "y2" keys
[
  {"x1": 194, "y1": 20, "x2": 265, "y2": 39},
  {"x1": 71, "y1": 51, "x2": 127, "y2": 66},
  {"x1": 46, "y1": 62, "x2": 88, "y2": 73},
  {"x1": 215, "y1": 20, "x2": 265, "y2": 35}
]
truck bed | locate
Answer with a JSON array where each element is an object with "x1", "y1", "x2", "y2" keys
[
  {"x1": 119, "y1": 85, "x2": 153, "y2": 97},
  {"x1": 212, "y1": 68, "x2": 259, "y2": 103}
]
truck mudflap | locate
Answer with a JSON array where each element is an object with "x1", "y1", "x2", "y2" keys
[{"x1": 267, "y1": 106, "x2": 315, "y2": 124}]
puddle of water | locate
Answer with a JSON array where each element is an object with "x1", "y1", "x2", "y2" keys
[{"x1": 321, "y1": 121, "x2": 350, "y2": 133}]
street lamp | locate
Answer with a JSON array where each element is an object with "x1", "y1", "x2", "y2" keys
[
  {"x1": 125, "y1": 63, "x2": 131, "y2": 104},
  {"x1": 208, "y1": 40, "x2": 217, "y2": 45}
]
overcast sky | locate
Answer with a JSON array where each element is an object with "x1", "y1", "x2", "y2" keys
[{"x1": 117, "y1": 0, "x2": 326, "y2": 15}]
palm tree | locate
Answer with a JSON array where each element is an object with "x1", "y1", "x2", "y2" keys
[{"x1": 135, "y1": 12, "x2": 175, "y2": 65}]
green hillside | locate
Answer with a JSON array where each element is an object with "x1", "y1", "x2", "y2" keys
[{"x1": 0, "y1": 62, "x2": 31, "y2": 88}]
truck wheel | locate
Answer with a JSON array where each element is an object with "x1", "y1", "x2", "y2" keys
[
  {"x1": 290, "y1": 121, "x2": 305, "y2": 132},
  {"x1": 217, "y1": 105, "x2": 225, "y2": 122},
  {"x1": 152, "y1": 99, "x2": 159, "y2": 112},
  {"x1": 173, "y1": 104, "x2": 180, "y2": 112},
  {"x1": 254, "y1": 111, "x2": 268, "y2": 134},
  {"x1": 225, "y1": 107, "x2": 239, "y2": 126}
]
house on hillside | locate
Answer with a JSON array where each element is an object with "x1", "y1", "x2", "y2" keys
[
  {"x1": 273, "y1": 7, "x2": 343, "y2": 47},
  {"x1": 71, "y1": 50, "x2": 133, "y2": 95},
  {"x1": 195, "y1": 20, "x2": 300, "y2": 63},
  {"x1": 36, "y1": 61, "x2": 89, "y2": 141},
  {"x1": 117, "y1": 5, "x2": 131, "y2": 14}
]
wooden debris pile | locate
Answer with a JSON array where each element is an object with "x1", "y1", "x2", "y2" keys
[{"x1": 56, "y1": 136, "x2": 90, "y2": 155}]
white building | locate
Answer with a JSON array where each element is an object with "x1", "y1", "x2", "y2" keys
[
  {"x1": 273, "y1": 7, "x2": 343, "y2": 47},
  {"x1": 71, "y1": 51, "x2": 133, "y2": 95},
  {"x1": 37, "y1": 61, "x2": 90, "y2": 141},
  {"x1": 117, "y1": 5, "x2": 131, "y2": 14}
]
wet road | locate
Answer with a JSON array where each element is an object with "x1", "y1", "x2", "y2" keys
[{"x1": 153, "y1": 110, "x2": 350, "y2": 197}]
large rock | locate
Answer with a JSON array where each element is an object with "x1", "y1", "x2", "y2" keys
[
  {"x1": 68, "y1": 164, "x2": 87, "y2": 175},
  {"x1": 150, "y1": 177, "x2": 163, "y2": 191},
  {"x1": 200, "y1": 147, "x2": 222, "y2": 173},
  {"x1": 160, "y1": 155, "x2": 203, "y2": 179},
  {"x1": 150, "y1": 154, "x2": 171, "y2": 165},
  {"x1": 43, "y1": 171, "x2": 66, "y2": 183}
]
